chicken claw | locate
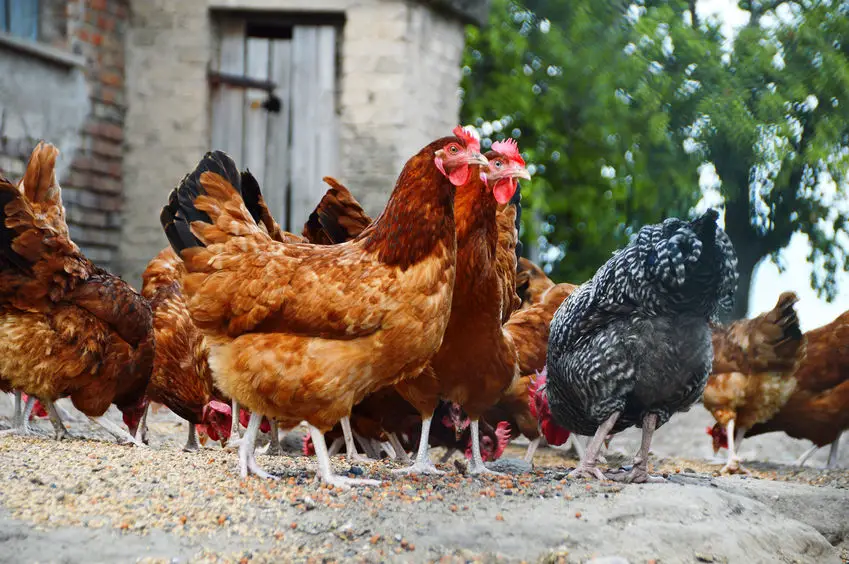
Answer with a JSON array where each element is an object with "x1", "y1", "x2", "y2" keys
[
  {"x1": 719, "y1": 458, "x2": 751, "y2": 476},
  {"x1": 568, "y1": 462, "x2": 607, "y2": 481},
  {"x1": 46, "y1": 400, "x2": 71, "y2": 441},
  {"x1": 310, "y1": 424, "x2": 380, "y2": 487},
  {"x1": 393, "y1": 414, "x2": 444, "y2": 475},
  {"x1": 239, "y1": 413, "x2": 279, "y2": 480},
  {"x1": 0, "y1": 394, "x2": 37, "y2": 437},
  {"x1": 605, "y1": 465, "x2": 665, "y2": 483},
  {"x1": 393, "y1": 460, "x2": 445, "y2": 475},
  {"x1": 467, "y1": 420, "x2": 503, "y2": 476}
]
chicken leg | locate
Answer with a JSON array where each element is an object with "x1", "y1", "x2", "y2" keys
[
  {"x1": 468, "y1": 419, "x2": 502, "y2": 475},
  {"x1": 339, "y1": 416, "x2": 370, "y2": 462},
  {"x1": 827, "y1": 433, "x2": 842, "y2": 469},
  {"x1": 88, "y1": 415, "x2": 147, "y2": 447},
  {"x1": 309, "y1": 424, "x2": 380, "y2": 489},
  {"x1": 264, "y1": 419, "x2": 285, "y2": 456},
  {"x1": 720, "y1": 419, "x2": 751, "y2": 475},
  {"x1": 523, "y1": 437, "x2": 540, "y2": 464},
  {"x1": 606, "y1": 413, "x2": 664, "y2": 483},
  {"x1": 327, "y1": 436, "x2": 343, "y2": 456},
  {"x1": 134, "y1": 403, "x2": 149, "y2": 445},
  {"x1": 12, "y1": 390, "x2": 22, "y2": 427},
  {"x1": 225, "y1": 399, "x2": 242, "y2": 448},
  {"x1": 239, "y1": 413, "x2": 278, "y2": 480},
  {"x1": 393, "y1": 414, "x2": 443, "y2": 474},
  {"x1": 568, "y1": 411, "x2": 619, "y2": 480},
  {"x1": 45, "y1": 400, "x2": 70, "y2": 440},
  {"x1": 183, "y1": 423, "x2": 200, "y2": 452},
  {"x1": 0, "y1": 394, "x2": 37, "y2": 437},
  {"x1": 387, "y1": 432, "x2": 411, "y2": 463}
]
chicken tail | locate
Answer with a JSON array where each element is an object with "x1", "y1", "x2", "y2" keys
[
  {"x1": 301, "y1": 177, "x2": 372, "y2": 245},
  {"x1": 161, "y1": 151, "x2": 267, "y2": 253},
  {"x1": 0, "y1": 143, "x2": 89, "y2": 282}
]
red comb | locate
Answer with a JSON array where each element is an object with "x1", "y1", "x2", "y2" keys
[
  {"x1": 491, "y1": 139, "x2": 525, "y2": 166},
  {"x1": 452, "y1": 125, "x2": 481, "y2": 153}
]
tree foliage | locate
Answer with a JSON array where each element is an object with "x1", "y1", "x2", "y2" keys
[{"x1": 462, "y1": 0, "x2": 849, "y2": 320}]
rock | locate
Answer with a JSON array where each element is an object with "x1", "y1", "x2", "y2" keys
[{"x1": 486, "y1": 458, "x2": 532, "y2": 474}]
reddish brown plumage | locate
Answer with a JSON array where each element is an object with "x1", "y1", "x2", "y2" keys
[
  {"x1": 515, "y1": 257, "x2": 555, "y2": 310},
  {"x1": 162, "y1": 137, "x2": 470, "y2": 432},
  {"x1": 141, "y1": 247, "x2": 214, "y2": 424},
  {"x1": 0, "y1": 143, "x2": 153, "y2": 432},
  {"x1": 744, "y1": 308, "x2": 849, "y2": 447},
  {"x1": 703, "y1": 292, "x2": 805, "y2": 433},
  {"x1": 485, "y1": 276, "x2": 577, "y2": 442}
]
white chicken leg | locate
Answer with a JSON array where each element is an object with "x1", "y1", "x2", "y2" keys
[
  {"x1": 468, "y1": 419, "x2": 502, "y2": 475},
  {"x1": 225, "y1": 399, "x2": 242, "y2": 448},
  {"x1": 183, "y1": 423, "x2": 200, "y2": 452},
  {"x1": 239, "y1": 413, "x2": 278, "y2": 480},
  {"x1": 387, "y1": 432, "x2": 411, "y2": 463},
  {"x1": 339, "y1": 416, "x2": 369, "y2": 462},
  {"x1": 45, "y1": 400, "x2": 70, "y2": 440},
  {"x1": 88, "y1": 415, "x2": 146, "y2": 447},
  {"x1": 720, "y1": 419, "x2": 750, "y2": 475},
  {"x1": 827, "y1": 433, "x2": 842, "y2": 469},
  {"x1": 309, "y1": 424, "x2": 380, "y2": 488},
  {"x1": 393, "y1": 414, "x2": 443, "y2": 474},
  {"x1": 524, "y1": 437, "x2": 540, "y2": 464},
  {"x1": 0, "y1": 394, "x2": 37, "y2": 437}
]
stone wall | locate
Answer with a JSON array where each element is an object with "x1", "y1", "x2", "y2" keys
[{"x1": 0, "y1": 0, "x2": 130, "y2": 270}]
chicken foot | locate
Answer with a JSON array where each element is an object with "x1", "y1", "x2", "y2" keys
[
  {"x1": 606, "y1": 413, "x2": 665, "y2": 484},
  {"x1": 12, "y1": 390, "x2": 22, "y2": 427},
  {"x1": 327, "y1": 436, "x2": 343, "y2": 456},
  {"x1": 309, "y1": 424, "x2": 380, "y2": 489},
  {"x1": 393, "y1": 414, "x2": 444, "y2": 475},
  {"x1": 339, "y1": 416, "x2": 370, "y2": 462},
  {"x1": 387, "y1": 432, "x2": 411, "y2": 463},
  {"x1": 524, "y1": 437, "x2": 540, "y2": 464},
  {"x1": 827, "y1": 433, "x2": 842, "y2": 469},
  {"x1": 264, "y1": 420, "x2": 285, "y2": 456},
  {"x1": 0, "y1": 394, "x2": 36, "y2": 437},
  {"x1": 225, "y1": 399, "x2": 242, "y2": 448},
  {"x1": 183, "y1": 423, "x2": 200, "y2": 452},
  {"x1": 88, "y1": 415, "x2": 147, "y2": 447},
  {"x1": 720, "y1": 419, "x2": 751, "y2": 475},
  {"x1": 469, "y1": 419, "x2": 502, "y2": 475},
  {"x1": 568, "y1": 411, "x2": 619, "y2": 481},
  {"x1": 45, "y1": 400, "x2": 71, "y2": 441},
  {"x1": 239, "y1": 413, "x2": 278, "y2": 480}
]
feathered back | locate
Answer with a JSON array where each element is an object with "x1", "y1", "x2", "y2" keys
[
  {"x1": 711, "y1": 291, "x2": 803, "y2": 374},
  {"x1": 303, "y1": 177, "x2": 373, "y2": 245}
]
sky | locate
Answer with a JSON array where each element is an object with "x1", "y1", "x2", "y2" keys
[{"x1": 694, "y1": 0, "x2": 849, "y2": 331}]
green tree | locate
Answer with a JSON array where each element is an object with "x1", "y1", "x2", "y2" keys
[
  {"x1": 461, "y1": 0, "x2": 722, "y2": 284},
  {"x1": 698, "y1": 0, "x2": 849, "y2": 319}
]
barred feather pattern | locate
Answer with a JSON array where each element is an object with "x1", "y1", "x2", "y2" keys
[{"x1": 545, "y1": 210, "x2": 738, "y2": 436}]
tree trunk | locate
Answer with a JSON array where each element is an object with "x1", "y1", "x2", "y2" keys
[{"x1": 725, "y1": 242, "x2": 761, "y2": 322}]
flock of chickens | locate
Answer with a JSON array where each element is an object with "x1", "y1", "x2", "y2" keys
[{"x1": 0, "y1": 129, "x2": 846, "y2": 490}]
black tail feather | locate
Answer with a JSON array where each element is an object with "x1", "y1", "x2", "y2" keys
[
  {"x1": 160, "y1": 150, "x2": 242, "y2": 253},
  {"x1": 0, "y1": 177, "x2": 32, "y2": 273},
  {"x1": 240, "y1": 170, "x2": 264, "y2": 225}
]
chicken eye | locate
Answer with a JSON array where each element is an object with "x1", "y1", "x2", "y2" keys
[
  {"x1": 494, "y1": 160, "x2": 503, "y2": 168},
  {"x1": 449, "y1": 145, "x2": 459, "y2": 154}
]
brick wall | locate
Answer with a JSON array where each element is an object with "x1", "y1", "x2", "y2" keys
[{"x1": 61, "y1": 0, "x2": 130, "y2": 268}]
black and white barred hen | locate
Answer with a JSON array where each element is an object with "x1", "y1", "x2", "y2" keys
[{"x1": 545, "y1": 209, "x2": 737, "y2": 482}]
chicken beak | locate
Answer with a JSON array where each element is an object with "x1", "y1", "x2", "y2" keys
[
  {"x1": 468, "y1": 153, "x2": 489, "y2": 167},
  {"x1": 514, "y1": 168, "x2": 531, "y2": 181}
]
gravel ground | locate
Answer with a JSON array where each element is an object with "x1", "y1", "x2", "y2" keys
[{"x1": 1, "y1": 399, "x2": 847, "y2": 563}]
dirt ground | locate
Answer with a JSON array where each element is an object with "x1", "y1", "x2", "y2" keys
[{"x1": 0, "y1": 398, "x2": 846, "y2": 564}]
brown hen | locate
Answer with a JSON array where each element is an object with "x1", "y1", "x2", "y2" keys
[
  {"x1": 703, "y1": 291, "x2": 804, "y2": 474},
  {"x1": 0, "y1": 143, "x2": 153, "y2": 444},
  {"x1": 160, "y1": 130, "x2": 486, "y2": 487}
]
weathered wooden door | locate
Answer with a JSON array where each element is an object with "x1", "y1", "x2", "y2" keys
[{"x1": 210, "y1": 18, "x2": 339, "y2": 232}]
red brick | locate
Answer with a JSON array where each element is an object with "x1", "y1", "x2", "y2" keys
[
  {"x1": 97, "y1": 15, "x2": 114, "y2": 32},
  {"x1": 92, "y1": 33, "x2": 103, "y2": 46},
  {"x1": 77, "y1": 28, "x2": 89, "y2": 42},
  {"x1": 92, "y1": 139, "x2": 122, "y2": 159},
  {"x1": 89, "y1": 0, "x2": 106, "y2": 11},
  {"x1": 101, "y1": 71, "x2": 123, "y2": 88}
]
